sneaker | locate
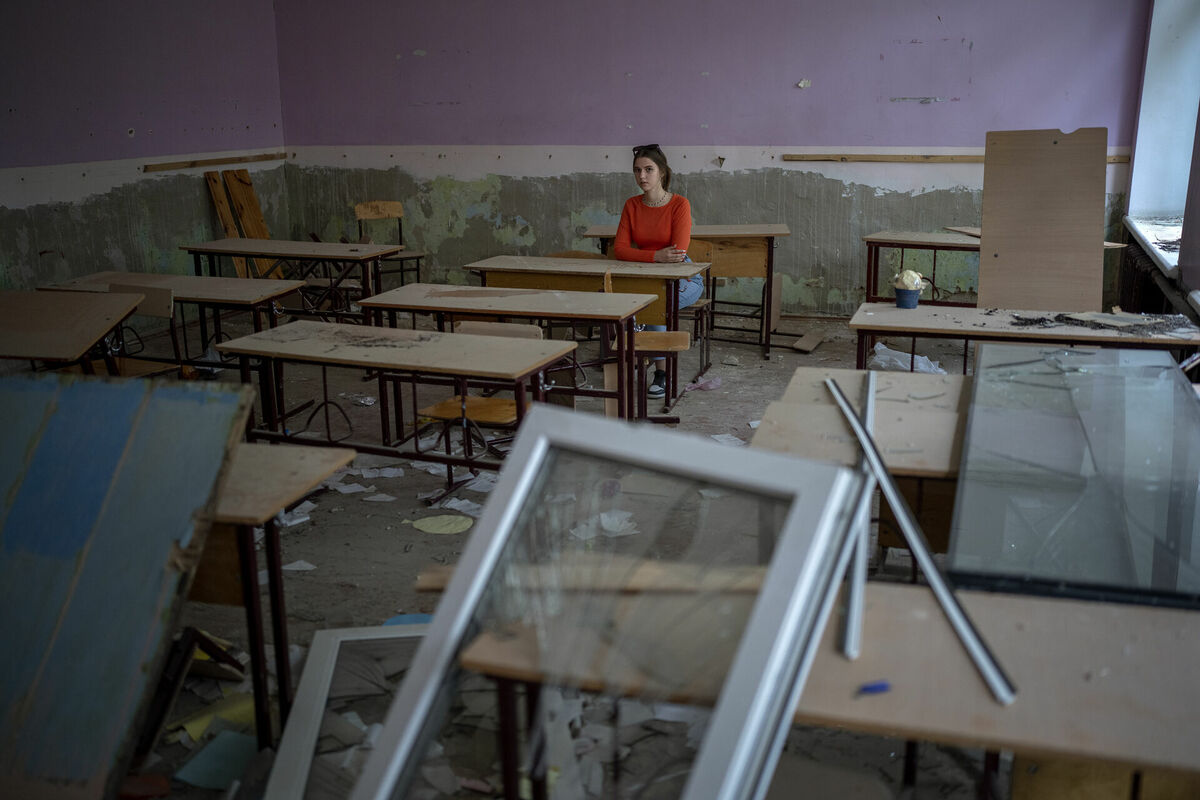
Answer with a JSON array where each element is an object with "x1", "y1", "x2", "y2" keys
[{"x1": 647, "y1": 370, "x2": 667, "y2": 398}]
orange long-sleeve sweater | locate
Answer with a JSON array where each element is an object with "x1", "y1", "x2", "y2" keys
[{"x1": 613, "y1": 194, "x2": 692, "y2": 262}]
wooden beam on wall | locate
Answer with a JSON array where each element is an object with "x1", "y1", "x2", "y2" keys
[{"x1": 143, "y1": 152, "x2": 287, "y2": 174}]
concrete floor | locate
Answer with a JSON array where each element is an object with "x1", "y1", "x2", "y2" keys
[{"x1": 151, "y1": 310, "x2": 1002, "y2": 799}]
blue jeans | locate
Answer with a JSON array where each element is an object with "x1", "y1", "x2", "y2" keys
[{"x1": 645, "y1": 274, "x2": 704, "y2": 333}]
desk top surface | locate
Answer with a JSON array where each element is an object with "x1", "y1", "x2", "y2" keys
[
  {"x1": 751, "y1": 368, "x2": 969, "y2": 478},
  {"x1": 863, "y1": 230, "x2": 982, "y2": 248},
  {"x1": 849, "y1": 303, "x2": 1200, "y2": 345},
  {"x1": 458, "y1": 576, "x2": 1200, "y2": 772},
  {"x1": 582, "y1": 223, "x2": 791, "y2": 239},
  {"x1": 182, "y1": 238, "x2": 404, "y2": 261},
  {"x1": 216, "y1": 320, "x2": 577, "y2": 379},
  {"x1": 468, "y1": 255, "x2": 708, "y2": 280},
  {"x1": 358, "y1": 283, "x2": 657, "y2": 321},
  {"x1": 215, "y1": 443, "x2": 356, "y2": 525},
  {"x1": 0, "y1": 289, "x2": 143, "y2": 362},
  {"x1": 49, "y1": 271, "x2": 305, "y2": 305}
]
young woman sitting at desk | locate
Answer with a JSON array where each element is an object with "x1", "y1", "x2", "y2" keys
[{"x1": 613, "y1": 143, "x2": 704, "y2": 399}]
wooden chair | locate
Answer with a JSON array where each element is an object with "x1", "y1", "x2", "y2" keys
[
  {"x1": 355, "y1": 201, "x2": 426, "y2": 288},
  {"x1": 413, "y1": 322, "x2": 545, "y2": 494},
  {"x1": 679, "y1": 239, "x2": 714, "y2": 380},
  {"x1": 630, "y1": 330, "x2": 691, "y2": 419}
]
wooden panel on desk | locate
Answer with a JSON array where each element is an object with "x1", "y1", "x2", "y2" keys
[
  {"x1": 222, "y1": 169, "x2": 283, "y2": 279},
  {"x1": 609, "y1": 276, "x2": 666, "y2": 325},
  {"x1": 978, "y1": 128, "x2": 1106, "y2": 311},
  {"x1": 708, "y1": 236, "x2": 769, "y2": 278},
  {"x1": 752, "y1": 401, "x2": 964, "y2": 479},
  {"x1": 205, "y1": 171, "x2": 251, "y2": 279},
  {"x1": 798, "y1": 582, "x2": 1200, "y2": 773},
  {"x1": 190, "y1": 523, "x2": 245, "y2": 605},
  {"x1": 780, "y1": 368, "x2": 971, "y2": 414}
]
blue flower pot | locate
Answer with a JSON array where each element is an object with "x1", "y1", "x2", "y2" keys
[{"x1": 895, "y1": 288, "x2": 920, "y2": 309}]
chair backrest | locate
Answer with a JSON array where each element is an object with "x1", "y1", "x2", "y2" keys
[
  {"x1": 355, "y1": 201, "x2": 405, "y2": 246},
  {"x1": 110, "y1": 284, "x2": 174, "y2": 319},
  {"x1": 453, "y1": 320, "x2": 543, "y2": 339},
  {"x1": 355, "y1": 201, "x2": 405, "y2": 222}
]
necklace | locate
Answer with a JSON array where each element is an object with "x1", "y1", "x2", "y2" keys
[{"x1": 642, "y1": 192, "x2": 672, "y2": 208}]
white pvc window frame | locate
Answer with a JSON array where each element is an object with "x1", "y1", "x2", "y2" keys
[{"x1": 349, "y1": 404, "x2": 862, "y2": 800}]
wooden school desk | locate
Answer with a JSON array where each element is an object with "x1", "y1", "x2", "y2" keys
[
  {"x1": 849, "y1": 302, "x2": 1200, "y2": 371},
  {"x1": 467, "y1": 255, "x2": 708, "y2": 406},
  {"x1": 194, "y1": 443, "x2": 356, "y2": 748},
  {"x1": 358, "y1": 283, "x2": 657, "y2": 420},
  {"x1": 48, "y1": 270, "x2": 305, "y2": 367},
  {"x1": 584, "y1": 223, "x2": 790, "y2": 357},
  {"x1": 862, "y1": 230, "x2": 982, "y2": 306},
  {"x1": 182, "y1": 238, "x2": 403, "y2": 317},
  {"x1": 0, "y1": 288, "x2": 143, "y2": 374},
  {"x1": 215, "y1": 321, "x2": 576, "y2": 474}
]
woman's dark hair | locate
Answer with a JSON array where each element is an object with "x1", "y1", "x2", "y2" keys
[{"x1": 632, "y1": 143, "x2": 671, "y2": 191}]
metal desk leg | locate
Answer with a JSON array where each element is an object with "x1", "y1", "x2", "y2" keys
[
  {"x1": 263, "y1": 518, "x2": 292, "y2": 724},
  {"x1": 235, "y1": 524, "x2": 273, "y2": 749},
  {"x1": 762, "y1": 237, "x2": 775, "y2": 358},
  {"x1": 496, "y1": 679, "x2": 520, "y2": 800}
]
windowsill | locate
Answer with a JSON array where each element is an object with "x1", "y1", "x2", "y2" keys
[{"x1": 1124, "y1": 215, "x2": 1183, "y2": 280}]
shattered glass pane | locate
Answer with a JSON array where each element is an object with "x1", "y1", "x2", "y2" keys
[
  {"x1": 949, "y1": 344, "x2": 1200, "y2": 605},
  {"x1": 397, "y1": 447, "x2": 791, "y2": 800}
]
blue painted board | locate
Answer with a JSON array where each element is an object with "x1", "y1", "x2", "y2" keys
[{"x1": 0, "y1": 374, "x2": 251, "y2": 798}]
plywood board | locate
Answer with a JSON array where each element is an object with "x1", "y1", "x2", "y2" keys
[
  {"x1": 204, "y1": 171, "x2": 250, "y2": 279},
  {"x1": 0, "y1": 375, "x2": 252, "y2": 799},
  {"x1": 221, "y1": 169, "x2": 282, "y2": 279},
  {"x1": 978, "y1": 128, "x2": 1107, "y2": 311}
]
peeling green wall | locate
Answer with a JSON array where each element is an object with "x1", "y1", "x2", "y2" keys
[
  {"x1": 0, "y1": 163, "x2": 1127, "y2": 317},
  {"x1": 0, "y1": 171, "x2": 291, "y2": 289}
]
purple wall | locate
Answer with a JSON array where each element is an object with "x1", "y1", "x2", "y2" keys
[
  {"x1": 275, "y1": 0, "x2": 1149, "y2": 148},
  {"x1": 0, "y1": 1, "x2": 284, "y2": 169}
]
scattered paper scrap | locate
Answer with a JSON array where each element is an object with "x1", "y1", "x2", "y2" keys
[
  {"x1": 748, "y1": 420, "x2": 760, "y2": 429},
  {"x1": 710, "y1": 433, "x2": 747, "y2": 447},
  {"x1": 174, "y1": 730, "x2": 258, "y2": 790},
  {"x1": 277, "y1": 510, "x2": 310, "y2": 527},
  {"x1": 463, "y1": 472, "x2": 498, "y2": 493},
  {"x1": 282, "y1": 560, "x2": 317, "y2": 572},
  {"x1": 412, "y1": 515, "x2": 473, "y2": 535},
  {"x1": 684, "y1": 376, "x2": 722, "y2": 392},
  {"x1": 363, "y1": 493, "x2": 396, "y2": 502},
  {"x1": 334, "y1": 482, "x2": 373, "y2": 495},
  {"x1": 570, "y1": 510, "x2": 637, "y2": 541},
  {"x1": 171, "y1": 693, "x2": 256, "y2": 742},
  {"x1": 440, "y1": 496, "x2": 483, "y2": 517}
]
